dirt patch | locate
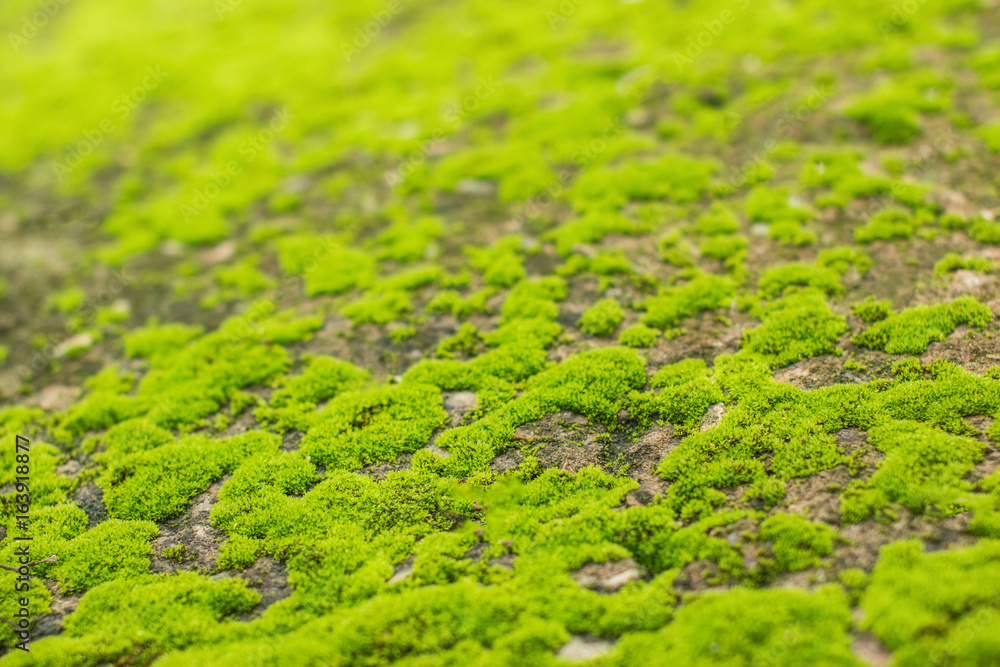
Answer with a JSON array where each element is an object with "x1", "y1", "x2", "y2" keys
[{"x1": 150, "y1": 478, "x2": 228, "y2": 574}]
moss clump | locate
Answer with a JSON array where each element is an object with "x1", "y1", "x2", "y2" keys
[
  {"x1": 854, "y1": 208, "x2": 918, "y2": 243},
  {"x1": 853, "y1": 296, "x2": 992, "y2": 354},
  {"x1": 578, "y1": 298, "x2": 625, "y2": 337},
  {"x1": 436, "y1": 323, "x2": 482, "y2": 359},
  {"x1": 933, "y1": 253, "x2": 995, "y2": 277},
  {"x1": 609, "y1": 587, "x2": 861, "y2": 666},
  {"x1": 217, "y1": 535, "x2": 264, "y2": 570},
  {"x1": 631, "y1": 361, "x2": 723, "y2": 432},
  {"x1": 758, "y1": 263, "x2": 844, "y2": 299},
  {"x1": 618, "y1": 324, "x2": 660, "y2": 348},
  {"x1": 851, "y1": 296, "x2": 894, "y2": 323},
  {"x1": 214, "y1": 255, "x2": 276, "y2": 296},
  {"x1": 256, "y1": 356, "x2": 368, "y2": 432},
  {"x1": 14, "y1": 573, "x2": 259, "y2": 666},
  {"x1": 124, "y1": 323, "x2": 205, "y2": 360},
  {"x1": 57, "y1": 519, "x2": 159, "y2": 593},
  {"x1": 342, "y1": 290, "x2": 412, "y2": 326},
  {"x1": 862, "y1": 540, "x2": 1000, "y2": 666},
  {"x1": 757, "y1": 513, "x2": 836, "y2": 572},
  {"x1": 300, "y1": 383, "x2": 447, "y2": 470},
  {"x1": 642, "y1": 273, "x2": 735, "y2": 330},
  {"x1": 101, "y1": 432, "x2": 281, "y2": 522},
  {"x1": 100, "y1": 418, "x2": 172, "y2": 458},
  {"x1": 695, "y1": 203, "x2": 741, "y2": 235},
  {"x1": 699, "y1": 235, "x2": 748, "y2": 261},
  {"x1": 278, "y1": 236, "x2": 375, "y2": 296},
  {"x1": 841, "y1": 420, "x2": 983, "y2": 522},
  {"x1": 570, "y1": 154, "x2": 717, "y2": 209},
  {"x1": 742, "y1": 291, "x2": 847, "y2": 368}
]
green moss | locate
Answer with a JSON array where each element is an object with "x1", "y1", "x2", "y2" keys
[
  {"x1": 342, "y1": 290, "x2": 412, "y2": 326},
  {"x1": 642, "y1": 274, "x2": 735, "y2": 330},
  {"x1": 743, "y1": 291, "x2": 847, "y2": 368},
  {"x1": 758, "y1": 263, "x2": 844, "y2": 299},
  {"x1": 618, "y1": 324, "x2": 660, "y2": 348},
  {"x1": 100, "y1": 418, "x2": 173, "y2": 458},
  {"x1": 13, "y1": 573, "x2": 259, "y2": 666},
  {"x1": 124, "y1": 322, "x2": 204, "y2": 360},
  {"x1": 300, "y1": 383, "x2": 447, "y2": 470},
  {"x1": 101, "y1": 432, "x2": 281, "y2": 522},
  {"x1": 570, "y1": 154, "x2": 717, "y2": 209},
  {"x1": 608, "y1": 587, "x2": 861, "y2": 666},
  {"x1": 851, "y1": 296, "x2": 894, "y2": 323},
  {"x1": 841, "y1": 420, "x2": 983, "y2": 522},
  {"x1": 548, "y1": 212, "x2": 648, "y2": 257},
  {"x1": 699, "y1": 235, "x2": 748, "y2": 260},
  {"x1": 853, "y1": 296, "x2": 992, "y2": 354},
  {"x1": 278, "y1": 236, "x2": 375, "y2": 296},
  {"x1": 214, "y1": 255, "x2": 277, "y2": 296},
  {"x1": 862, "y1": 540, "x2": 1000, "y2": 666},
  {"x1": 855, "y1": 208, "x2": 918, "y2": 243},
  {"x1": 57, "y1": 519, "x2": 159, "y2": 593},
  {"x1": 934, "y1": 253, "x2": 995, "y2": 276},
  {"x1": 650, "y1": 359, "x2": 709, "y2": 388},
  {"x1": 217, "y1": 535, "x2": 265, "y2": 570},
  {"x1": 436, "y1": 323, "x2": 482, "y2": 359},
  {"x1": 256, "y1": 356, "x2": 368, "y2": 432},
  {"x1": 817, "y1": 246, "x2": 873, "y2": 275},
  {"x1": 578, "y1": 298, "x2": 625, "y2": 337},
  {"x1": 695, "y1": 204, "x2": 741, "y2": 235},
  {"x1": 757, "y1": 512, "x2": 835, "y2": 572}
]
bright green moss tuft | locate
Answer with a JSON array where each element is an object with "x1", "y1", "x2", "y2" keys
[
  {"x1": 608, "y1": 586, "x2": 861, "y2": 666},
  {"x1": 862, "y1": 540, "x2": 1000, "y2": 666},
  {"x1": 124, "y1": 323, "x2": 204, "y2": 360},
  {"x1": 57, "y1": 519, "x2": 159, "y2": 593},
  {"x1": 642, "y1": 274, "x2": 735, "y2": 330},
  {"x1": 300, "y1": 383, "x2": 447, "y2": 470},
  {"x1": 100, "y1": 418, "x2": 173, "y2": 458},
  {"x1": 101, "y1": 432, "x2": 281, "y2": 522},
  {"x1": 15, "y1": 573, "x2": 260, "y2": 666},
  {"x1": 578, "y1": 298, "x2": 625, "y2": 337},
  {"x1": 757, "y1": 513, "x2": 835, "y2": 572},
  {"x1": 650, "y1": 359, "x2": 709, "y2": 389},
  {"x1": 853, "y1": 296, "x2": 992, "y2": 354},
  {"x1": 217, "y1": 535, "x2": 264, "y2": 570},
  {"x1": 278, "y1": 236, "x2": 375, "y2": 296},
  {"x1": 854, "y1": 208, "x2": 918, "y2": 243},
  {"x1": 757, "y1": 263, "x2": 844, "y2": 299},
  {"x1": 342, "y1": 290, "x2": 412, "y2": 326},
  {"x1": 933, "y1": 253, "x2": 995, "y2": 277},
  {"x1": 256, "y1": 356, "x2": 368, "y2": 432},
  {"x1": 618, "y1": 324, "x2": 660, "y2": 348},
  {"x1": 695, "y1": 203, "x2": 741, "y2": 235},
  {"x1": 743, "y1": 291, "x2": 847, "y2": 368},
  {"x1": 841, "y1": 420, "x2": 983, "y2": 522},
  {"x1": 851, "y1": 296, "x2": 894, "y2": 323}
]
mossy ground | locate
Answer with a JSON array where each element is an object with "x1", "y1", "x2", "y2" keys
[{"x1": 2, "y1": 0, "x2": 1000, "y2": 664}]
